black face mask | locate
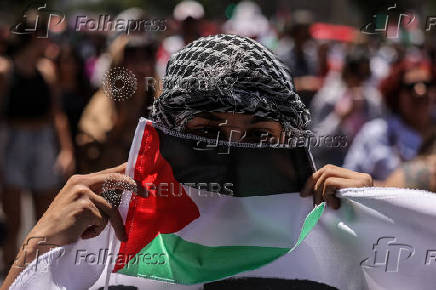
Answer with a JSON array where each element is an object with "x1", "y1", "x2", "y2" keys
[{"x1": 153, "y1": 124, "x2": 315, "y2": 197}]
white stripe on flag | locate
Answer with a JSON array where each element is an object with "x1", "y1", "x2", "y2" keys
[{"x1": 174, "y1": 186, "x2": 313, "y2": 248}]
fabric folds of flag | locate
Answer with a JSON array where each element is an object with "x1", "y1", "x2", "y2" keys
[{"x1": 113, "y1": 118, "x2": 324, "y2": 284}]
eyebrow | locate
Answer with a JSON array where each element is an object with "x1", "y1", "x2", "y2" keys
[
  {"x1": 194, "y1": 112, "x2": 225, "y2": 122},
  {"x1": 250, "y1": 116, "x2": 273, "y2": 124},
  {"x1": 194, "y1": 112, "x2": 274, "y2": 124}
]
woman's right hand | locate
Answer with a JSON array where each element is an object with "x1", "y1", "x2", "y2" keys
[
  {"x1": 2, "y1": 163, "x2": 138, "y2": 289},
  {"x1": 27, "y1": 163, "x2": 135, "y2": 246}
]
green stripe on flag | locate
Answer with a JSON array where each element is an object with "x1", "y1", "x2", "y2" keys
[
  {"x1": 118, "y1": 202, "x2": 325, "y2": 284},
  {"x1": 119, "y1": 234, "x2": 289, "y2": 284},
  {"x1": 292, "y1": 202, "x2": 325, "y2": 251}
]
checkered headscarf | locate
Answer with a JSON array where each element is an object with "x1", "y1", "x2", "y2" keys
[{"x1": 152, "y1": 34, "x2": 311, "y2": 135}]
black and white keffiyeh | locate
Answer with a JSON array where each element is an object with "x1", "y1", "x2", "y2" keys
[{"x1": 152, "y1": 34, "x2": 311, "y2": 136}]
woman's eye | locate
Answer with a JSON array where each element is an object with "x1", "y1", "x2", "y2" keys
[
  {"x1": 245, "y1": 129, "x2": 274, "y2": 143},
  {"x1": 188, "y1": 127, "x2": 221, "y2": 139}
]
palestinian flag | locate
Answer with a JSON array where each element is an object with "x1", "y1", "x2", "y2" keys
[
  {"x1": 113, "y1": 118, "x2": 325, "y2": 284},
  {"x1": 12, "y1": 118, "x2": 436, "y2": 290}
]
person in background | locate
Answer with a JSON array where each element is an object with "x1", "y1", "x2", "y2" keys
[
  {"x1": 78, "y1": 35, "x2": 158, "y2": 172},
  {"x1": 0, "y1": 34, "x2": 74, "y2": 272},
  {"x1": 156, "y1": 0, "x2": 205, "y2": 78},
  {"x1": 0, "y1": 28, "x2": 9, "y2": 263},
  {"x1": 279, "y1": 10, "x2": 317, "y2": 78},
  {"x1": 310, "y1": 47, "x2": 383, "y2": 168},
  {"x1": 278, "y1": 10, "x2": 323, "y2": 107},
  {"x1": 383, "y1": 130, "x2": 435, "y2": 192},
  {"x1": 222, "y1": 1, "x2": 272, "y2": 45},
  {"x1": 344, "y1": 57, "x2": 435, "y2": 182},
  {"x1": 55, "y1": 44, "x2": 92, "y2": 152}
]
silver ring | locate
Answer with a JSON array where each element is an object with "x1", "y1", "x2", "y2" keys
[{"x1": 101, "y1": 190, "x2": 122, "y2": 208}]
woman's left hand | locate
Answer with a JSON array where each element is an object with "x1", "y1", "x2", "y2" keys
[{"x1": 300, "y1": 164, "x2": 373, "y2": 209}]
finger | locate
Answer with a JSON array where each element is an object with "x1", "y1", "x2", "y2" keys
[
  {"x1": 314, "y1": 171, "x2": 327, "y2": 206},
  {"x1": 313, "y1": 174, "x2": 324, "y2": 205},
  {"x1": 87, "y1": 190, "x2": 127, "y2": 242},
  {"x1": 308, "y1": 168, "x2": 324, "y2": 205},
  {"x1": 96, "y1": 172, "x2": 147, "y2": 197},
  {"x1": 81, "y1": 226, "x2": 99, "y2": 239},
  {"x1": 323, "y1": 177, "x2": 364, "y2": 209},
  {"x1": 311, "y1": 164, "x2": 340, "y2": 182},
  {"x1": 314, "y1": 164, "x2": 360, "y2": 184},
  {"x1": 81, "y1": 192, "x2": 110, "y2": 240},
  {"x1": 77, "y1": 197, "x2": 107, "y2": 238},
  {"x1": 81, "y1": 214, "x2": 109, "y2": 239},
  {"x1": 300, "y1": 174, "x2": 315, "y2": 197},
  {"x1": 67, "y1": 163, "x2": 127, "y2": 186},
  {"x1": 97, "y1": 163, "x2": 128, "y2": 175},
  {"x1": 314, "y1": 188, "x2": 323, "y2": 205},
  {"x1": 92, "y1": 212, "x2": 109, "y2": 237},
  {"x1": 313, "y1": 166, "x2": 343, "y2": 205},
  {"x1": 323, "y1": 177, "x2": 343, "y2": 210},
  {"x1": 87, "y1": 163, "x2": 128, "y2": 179},
  {"x1": 77, "y1": 187, "x2": 126, "y2": 241},
  {"x1": 311, "y1": 167, "x2": 325, "y2": 182},
  {"x1": 87, "y1": 173, "x2": 137, "y2": 194},
  {"x1": 78, "y1": 196, "x2": 104, "y2": 223},
  {"x1": 314, "y1": 165, "x2": 355, "y2": 199}
]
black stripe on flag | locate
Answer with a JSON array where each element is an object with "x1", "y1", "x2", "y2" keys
[{"x1": 155, "y1": 126, "x2": 314, "y2": 197}]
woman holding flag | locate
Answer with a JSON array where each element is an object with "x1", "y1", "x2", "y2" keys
[{"x1": 2, "y1": 34, "x2": 373, "y2": 289}]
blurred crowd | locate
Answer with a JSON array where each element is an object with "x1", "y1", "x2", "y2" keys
[{"x1": 0, "y1": 0, "x2": 435, "y2": 277}]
